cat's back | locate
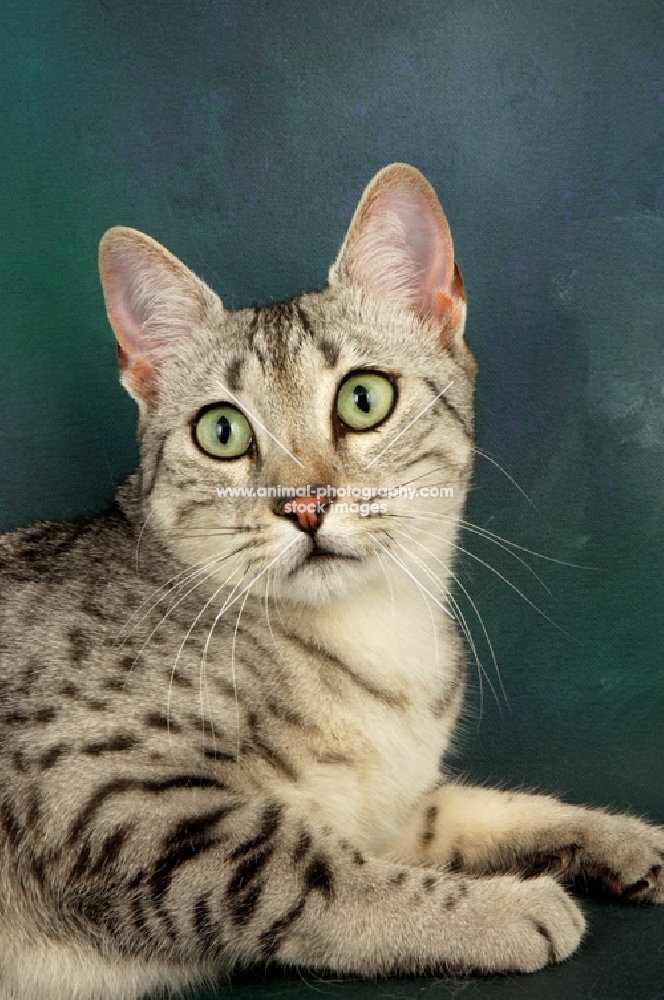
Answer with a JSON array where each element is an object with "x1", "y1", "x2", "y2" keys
[{"x1": 0, "y1": 501, "x2": 147, "y2": 701}]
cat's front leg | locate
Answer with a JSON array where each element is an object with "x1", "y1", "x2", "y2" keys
[{"x1": 388, "y1": 783, "x2": 664, "y2": 901}]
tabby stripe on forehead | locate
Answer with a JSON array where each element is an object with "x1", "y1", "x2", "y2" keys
[
  {"x1": 424, "y1": 378, "x2": 471, "y2": 436},
  {"x1": 226, "y1": 356, "x2": 243, "y2": 392}
]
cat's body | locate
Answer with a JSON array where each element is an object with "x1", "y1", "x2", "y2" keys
[{"x1": 0, "y1": 164, "x2": 662, "y2": 1000}]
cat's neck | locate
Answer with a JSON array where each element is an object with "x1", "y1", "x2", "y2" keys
[{"x1": 285, "y1": 570, "x2": 458, "y2": 701}]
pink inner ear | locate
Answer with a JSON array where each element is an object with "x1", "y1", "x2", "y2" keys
[
  {"x1": 339, "y1": 167, "x2": 459, "y2": 329},
  {"x1": 99, "y1": 228, "x2": 209, "y2": 404}
]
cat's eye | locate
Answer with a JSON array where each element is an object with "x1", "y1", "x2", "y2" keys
[
  {"x1": 194, "y1": 405, "x2": 253, "y2": 459},
  {"x1": 336, "y1": 371, "x2": 395, "y2": 431}
]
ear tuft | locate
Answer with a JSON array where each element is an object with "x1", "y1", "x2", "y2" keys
[
  {"x1": 99, "y1": 227, "x2": 217, "y2": 405},
  {"x1": 330, "y1": 164, "x2": 465, "y2": 345}
]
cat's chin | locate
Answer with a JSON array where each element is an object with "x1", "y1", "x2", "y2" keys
[{"x1": 272, "y1": 551, "x2": 378, "y2": 607}]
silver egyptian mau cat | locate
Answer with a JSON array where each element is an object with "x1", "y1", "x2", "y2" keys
[{"x1": 0, "y1": 164, "x2": 662, "y2": 1000}]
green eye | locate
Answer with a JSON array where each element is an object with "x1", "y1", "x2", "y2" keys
[
  {"x1": 336, "y1": 371, "x2": 395, "y2": 431},
  {"x1": 194, "y1": 405, "x2": 253, "y2": 459}
]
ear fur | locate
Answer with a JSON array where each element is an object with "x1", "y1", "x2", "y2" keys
[
  {"x1": 98, "y1": 227, "x2": 219, "y2": 406},
  {"x1": 329, "y1": 163, "x2": 466, "y2": 345}
]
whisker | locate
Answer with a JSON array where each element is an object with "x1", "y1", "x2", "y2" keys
[
  {"x1": 374, "y1": 549, "x2": 396, "y2": 645},
  {"x1": 392, "y1": 526, "x2": 506, "y2": 713},
  {"x1": 198, "y1": 536, "x2": 302, "y2": 716},
  {"x1": 367, "y1": 533, "x2": 455, "y2": 621},
  {"x1": 473, "y1": 446, "x2": 547, "y2": 522},
  {"x1": 231, "y1": 590, "x2": 251, "y2": 762},
  {"x1": 166, "y1": 563, "x2": 242, "y2": 745},
  {"x1": 126, "y1": 544, "x2": 252, "y2": 679},
  {"x1": 198, "y1": 573, "x2": 246, "y2": 761},
  {"x1": 389, "y1": 530, "x2": 499, "y2": 717},
  {"x1": 406, "y1": 508, "x2": 596, "y2": 571},
  {"x1": 263, "y1": 570, "x2": 286, "y2": 666},
  {"x1": 116, "y1": 549, "x2": 232, "y2": 645},
  {"x1": 396, "y1": 511, "x2": 555, "y2": 598}
]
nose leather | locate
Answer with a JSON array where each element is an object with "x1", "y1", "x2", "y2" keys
[{"x1": 275, "y1": 488, "x2": 329, "y2": 534}]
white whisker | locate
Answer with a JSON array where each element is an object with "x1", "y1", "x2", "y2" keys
[
  {"x1": 231, "y1": 590, "x2": 251, "y2": 762},
  {"x1": 367, "y1": 533, "x2": 455, "y2": 620}
]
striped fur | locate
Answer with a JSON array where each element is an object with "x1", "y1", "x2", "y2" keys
[{"x1": 0, "y1": 164, "x2": 661, "y2": 999}]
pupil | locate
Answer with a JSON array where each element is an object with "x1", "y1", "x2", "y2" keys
[
  {"x1": 354, "y1": 385, "x2": 371, "y2": 414},
  {"x1": 215, "y1": 415, "x2": 232, "y2": 445}
]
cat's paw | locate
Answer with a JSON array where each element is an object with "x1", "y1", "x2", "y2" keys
[
  {"x1": 450, "y1": 875, "x2": 585, "y2": 973},
  {"x1": 579, "y1": 813, "x2": 664, "y2": 903}
]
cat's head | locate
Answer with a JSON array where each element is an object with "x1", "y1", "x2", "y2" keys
[{"x1": 99, "y1": 164, "x2": 476, "y2": 607}]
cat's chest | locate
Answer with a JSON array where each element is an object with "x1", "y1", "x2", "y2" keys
[{"x1": 259, "y1": 580, "x2": 463, "y2": 853}]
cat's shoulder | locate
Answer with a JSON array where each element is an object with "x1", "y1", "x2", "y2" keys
[{"x1": 0, "y1": 501, "x2": 133, "y2": 584}]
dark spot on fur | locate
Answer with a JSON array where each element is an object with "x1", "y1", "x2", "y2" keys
[
  {"x1": 170, "y1": 670, "x2": 193, "y2": 689},
  {"x1": 4, "y1": 711, "x2": 30, "y2": 726},
  {"x1": 83, "y1": 734, "x2": 138, "y2": 756},
  {"x1": 0, "y1": 801, "x2": 22, "y2": 848},
  {"x1": 40, "y1": 744, "x2": 68, "y2": 770},
  {"x1": 318, "y1": 338, "x2": 339, "y2": 368},
  {"x1": 388, "y1": 870, "x2": 408, "y2": 885},
  {"x1": 304, "y1": 855, "x2": 334, "y2": 901},
  {"x1": 88, "y1": 826, "x2": 133, "y2": 876},
  {"x1": 33, "y1": 706, "x2": 58, "y2": 725},
  {"x1": 292, "y1": 830, "x2": 311, "y2": 865},
  {"x1": 448, "y1": 850, "x2": 463, "y2": 873},
  {"x1": 103, "y1": 677, "x2": 127, "y2": 693},
  {"x1": 421, "y1": 805, "x2": 438, "y2": 848},
  {"x1": 83, "y1": 699, "x2": 108, "y2": 712},
  {"x1": 59, "y1": 682, "x2": 80, "y2": 699},
  {"x1": 229, "y1": 881, "x2": 264, "y2": 926},
  {"x1": 69, "y1": 627, "x2": 90, "y2": 665},
  {"x1": 146, "y1": 713, "x2": 181, "y2": 733}
]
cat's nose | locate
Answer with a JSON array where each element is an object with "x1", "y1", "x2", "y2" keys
[{"x1": 274, "y1": 488, "x2": 329, "y2": 534}]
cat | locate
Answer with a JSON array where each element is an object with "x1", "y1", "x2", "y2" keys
[{"x1": 0, "y1": 162, "x2": 662, "y2": 1000}]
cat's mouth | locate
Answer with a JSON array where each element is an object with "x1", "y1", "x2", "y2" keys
[
  {"x1": 289, "y1": 540, "x2": 362, "y2": 573},
  {"x1": 308, "y1": 541, "x2": 361, "y2": 562}
]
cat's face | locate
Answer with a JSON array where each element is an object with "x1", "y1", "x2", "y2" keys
[{"x1": 100, "y1": 164, "x2": 476, "y2": 607}]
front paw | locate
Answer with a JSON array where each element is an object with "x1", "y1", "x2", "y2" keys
[
  {"x1": 581, "y1": 813, "x2": 664, "y2": 902},
  {"x1": 524, "y1": 814, "x2": 664, "y2": 903},
  {"x1": 454, "y1": 875, "x2": 585, "y2": 973}
]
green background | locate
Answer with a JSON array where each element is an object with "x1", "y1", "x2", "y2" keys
[{"x1": 1, "y1": 1, "x2": 663, "y2": 996}]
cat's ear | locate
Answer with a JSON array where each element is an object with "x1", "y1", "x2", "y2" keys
[
  {"x1": 329, "y1": 163, "x2": 466, "y2": 346},
  {"x1": 99, "y1": 227, "x2": 219, "y2": 406}
]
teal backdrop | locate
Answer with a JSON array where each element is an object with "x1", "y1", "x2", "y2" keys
[{"x1": 1, "y1": 2, "x2": 663, "y2": 997}]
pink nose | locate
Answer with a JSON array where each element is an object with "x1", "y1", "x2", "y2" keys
[{"x1": 275, "y1": 489, "x2": 329, "y2": 534}]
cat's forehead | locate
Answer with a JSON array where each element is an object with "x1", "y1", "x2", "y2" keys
[
  {"x1": 156, "y1": 283, "x2": 460, "y2": 426},
  {"x1": 220, "y1": 286, "x2": 450, "y2": 389}
]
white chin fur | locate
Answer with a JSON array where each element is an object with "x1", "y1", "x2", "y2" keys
[{"x1": 271, "y1": 553, "x2": 379, "y2": 607}]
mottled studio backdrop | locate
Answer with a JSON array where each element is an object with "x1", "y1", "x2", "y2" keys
[{"x1": 1, "y1": 1, "x2": 663, "y2": 998}]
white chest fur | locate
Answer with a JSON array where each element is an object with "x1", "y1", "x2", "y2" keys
[{"x1": 278, "y1": 574, "x2": 460, "y2": 854}]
